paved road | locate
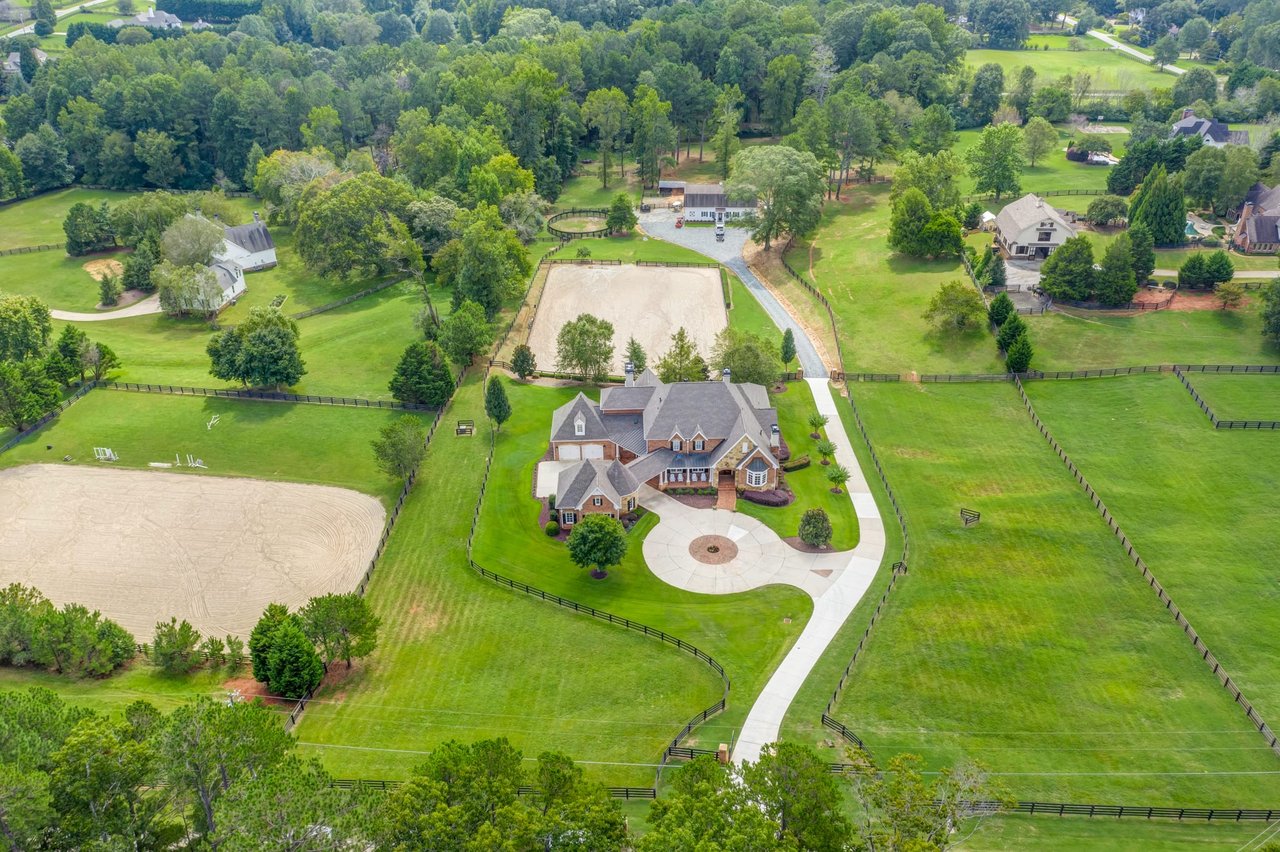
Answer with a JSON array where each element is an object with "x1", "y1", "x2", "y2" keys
[
  {"x1": 636, "y1": 211, "x2": 887, "y2": 764},
  {"x1": 5, "y1": 0, "x2": 112, "y2": 36},
  {"x1": 50, "y1": 294, "x2": 162, "y2": 322},
  {"x1": 1059, "y1": 14, "x2": 1186, "y2": 75}
]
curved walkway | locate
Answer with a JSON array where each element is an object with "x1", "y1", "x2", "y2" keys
[
  {"x1": 636, "y1": 210, "x2": 888, "y2": 763},
  {"x1": 50, "y1": 294, "x2": 162, "y2": 322}
]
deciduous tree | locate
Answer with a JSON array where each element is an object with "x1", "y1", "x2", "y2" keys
[
  {"x1": 511, "y1": 343, "x2": 537, "y2": 379},
  {"x1": 160, "y1": 215, "x2": 225, "y2": 268},
  {"x1": 206, "y1": 307, "x2": 305, "y2": 389},
  {"x1": 566, "y1": 514, "x2": 627, "y2": 579},
  {"x1": 555, "y1": 313, "x2": 614, "y2": 379},
  {"x1": 299, "y1": 593, "x2": 380, "y2": 669},
  {"x1": 606, "y1": 193, "x2": 637, "y2": 234},
  {"x1": 965, "y1": 122, "x2": 1025, "y2": 199},
  {"x1": 924, "y1": 281, "x2": 987, "y2": 332},
  {"x1": 372, "y1": 415, "x2": 427, "y2": 479},
  {"x1": 711, "y1": 328, "x2": 781, "y2": 385},
  {"x1": 0, "y1": 293, "x2": 52, "y2": 362},
  {"x1": 1022, "y1": 116, "x2": 1058, "y2": 168},
  {"x1": 1039, "y1": 235, "x2": 1096, "y2": 301},
  {"x1": 438, "y1": 300, "x2": 493, "y2": 366},
  {"x1": 727, "y1": 145, "x2": 824, "y2": 250},
  {"x1": 0, "y1": 359, "x2": 58, "y2": 432},
  {"x1": 484, "y1": 376, "x2": 511, "y2": 431},
  {"x1": 780, "y1": 328, "x2": 797, "y2": 368}
]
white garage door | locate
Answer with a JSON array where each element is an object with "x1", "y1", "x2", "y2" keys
[
  {"x1": 559, "y1": 445, "x2": 581, "y2": 460},
  {"x1": 582, "y1": 445, "x2": 605, "y2": 460}
]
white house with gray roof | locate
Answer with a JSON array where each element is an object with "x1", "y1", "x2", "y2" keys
[
  {"x1": 108, "y1": 7, "x2": 183, "y2": 28},
  {"x1": 548, "y1": 366, "x2": 780, "y2": 526},
  {"x1": 994, "y1": 193, "x2": 1077, "y2": 260},
  {"x1": 214, "y1": 212, "x2": 277, "y2": 271}
]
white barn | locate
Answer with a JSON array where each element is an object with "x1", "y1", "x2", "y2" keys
[
  {"x1": 993, "y1": 193, "x2": 1077, "y2": 260},
  {"x1": 209, "y1": 261, "x2": 246, "y2": 309},
  {"x1": 681, "y1": 183, "x2": 757, "y2": 223},
  {"x1": 215, "y1": 212, "x2": 277, "y2": 272}
]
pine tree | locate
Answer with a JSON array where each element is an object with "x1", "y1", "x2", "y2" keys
[
  {"x1": 266, "y1": 621, "x2": 324, "y2": 700},
  {"x1": 1005, "y1": 333, "x2": 1034, "y2": 373},
  {"x1": 389, "y1": 341, "x2": 455, "y2": 407},
  {"x1": 1129, "y1": 165, "x2": 1186, "y2": 246},
  {"x1": 624, "y1": 336, "x2": 647, "y2": 374},
  {"x1": 1128, "y1": 223, "x2": 1155, "y2": 284},
  {"x1": 996, "y1": 313, "x2": 1027, "y2": 351},
  {"x1": 248, "y1": 604, "x2": 293, "y2": 684},
  {"x1": 988, "y1": 292, "x2": 1015, "y2": 327},
  {"x1": 1038, "y1": 236, "x2": 1095, "y2": 301},
  {"x1": 986, "y1": 255, "x2": 1007, "y2": 289},
  {"x1": 485, "y1": 377, "x2": 511, "y2": 432},
  {"x1": 1095, "y1": 234, "x2": 1137, "y2": 307}
]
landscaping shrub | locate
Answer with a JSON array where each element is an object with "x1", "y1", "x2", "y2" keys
[
  {"x1": 545, "y1": 520, "x2": 560, "y2": 536},
  {"x1": 782, "y1": 455, "x2": 811, "y2": 472},
  {"x1": 151, "y1": 617, "x2": 203, "y2": 675},
  {"x1": 741, "y1": 489, "x2": 792, "y2": 507},
  {"x1": 99, "y1": 275, "x2": 123, "y2": 307},
  {"x1": 266, "y1": 620, "x2": 324, "y2": 699},
  {"x1": 799, "y1": 508, "x2": 833, "y2": 548}
]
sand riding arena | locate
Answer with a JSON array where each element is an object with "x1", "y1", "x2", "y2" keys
[
  {"x1": 0, "y1": 464, "x2": 385, "y2": 639},
  {"x1": 526, "y1": 262, "x2": 727, "y2": 375}
]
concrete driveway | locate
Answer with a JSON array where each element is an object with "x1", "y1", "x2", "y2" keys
[{"x1": 50, "y1": 294, "x2": 162, "y2": 322}]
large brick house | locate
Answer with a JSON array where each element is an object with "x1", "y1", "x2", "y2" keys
[
  {"x1": 1233, "y1": 183, "x2": 1280, "y2": 255},
  {"x1": 549, "y1": 367, "x2": 780, "y2": 527}
]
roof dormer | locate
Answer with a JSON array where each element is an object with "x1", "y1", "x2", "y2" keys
[{"x1": 574, "y1": 413, "x2": 585, "y2": 436}]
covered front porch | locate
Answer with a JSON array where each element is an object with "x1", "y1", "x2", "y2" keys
[{"x1": 659, "y1": 452, "x2": 715, "y2": 487}]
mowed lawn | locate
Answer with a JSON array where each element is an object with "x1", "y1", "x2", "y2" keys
[
  {"x1": 1186, "y1": 372, "x2": 1280, "y2": 421},
  {"x1": 0, "y1": 187, "x2": 134, "y2": 249},
  {"x1": 1077, "y1": 229, "x2": 1280, "y2": 272},
  {"x1": 1027, "y1": 374, "x2": 1280, "y2": 724},
  {"x1": 953, "y1": 126, "x2": 1118, "y2": 196},
  {"x1": 68, "y1": 280, "x2": 431, "y2": 399},
  {"x1": 965, "y1": 46, "x2": 1174, "y2": 91},
  {"x1": 1026, "y1": 305, "x2": 1280, "y2": 370},
  {"x1": 789, "y1": 186, "x2": 1005, "y2": 375},
  {"x1": 294, "y1": 375, "x2": 727, "y2": 785},
  {"x1": 736, "y1": 381, "x2": 859, "y2": 550},
  {"x1": 0, "y1": 389, "x2": 418, "y2": 504},
  {"x1": 0, "y1": 664, "x2": 256, "y2": 719},
  {"x1": 965, "y1": 812, "x2": 1275, "y2": 851},
  {"x1": 826, "y1": 382, "x2": 1280, "y2": 805},
  {"x1": 1, "y1": 248, "x2": 131, "y2": 312},
  {"x1": 468, "y1": 378, "x2": 812, "y2": 743}
]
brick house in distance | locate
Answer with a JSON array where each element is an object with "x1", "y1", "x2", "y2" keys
[
  {"x1": 548, "y1": 366, "x2": 780, "y2": 527},
  {"x1": 1233, "y1": 183, "x2": 1280, "y2": 255}
]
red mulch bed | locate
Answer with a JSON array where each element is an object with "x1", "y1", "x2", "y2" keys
[
  {"x1": 1133, "y1": 288, "x2": 1249, "y2": 312},
  {"x1": 783, "y1": 535, "x2": 836, "y2": 553}
]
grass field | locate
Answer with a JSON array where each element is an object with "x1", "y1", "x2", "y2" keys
[
  {"x1": 0, "y1": 389, "x2": 420, "y2": 504},
  {"x1": 1027, "y1": 374, "x2": 1280, "y2": 726},
  {"x1": 964, "y1": 813, "x2": 1278, "y2": 850},
  {"x1": 0, "y1": 188, "x2": 134, "y2": 249},
  {"x1": 0, "y1": 664, "x2": 249, "y2": 717},
  {"x1": 953, "y1": 127, "x2": 1117, "y2": 196},
  {"x1": 294, "y1": 375, "x2": 728, "y2": 785},
  {"x1": 563, "y1": 233, "x2": 713, "y2": 264},
  {"x1": 1185, "y1": 373, "x2": 1280, "y2": 420},
  {"x1": 736, "y1": 381, "x2": 859, "y2": 550},
  {"x1": 467, "y1": 378, "x2": 811, "y2": 747},
  {"x1": 1, "y1": 248, "x2": 133, "y2": 311},
  {"x1": 1077, "y1": 229, "x2": 1280, "y2": 272},
  {"x1": 1026, "y1": 305, "x2": 1280, "y2": 370},
  {"x1": 68, "y1": 280, "x2": 435, "y2": 399},
  {"x1": 787, "y1": 186, "x2": 1004, "y2": 375},
  {"x1": 965, "y1": 46, "x2": 1174, "y2": 90},
  {"x1": 824, "y1": 381, "x2": 1280, "y2": 805}
]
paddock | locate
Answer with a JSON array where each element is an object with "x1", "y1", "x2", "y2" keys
[
  {"x1": 0, "y1": 464, "x2": 385, "y2": 640},
  {"x1": 526, "y1": 262, "x2": 727, "y2": 376}
]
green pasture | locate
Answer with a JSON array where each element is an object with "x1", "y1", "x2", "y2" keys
[
  {"x1": 736, "y1": 381, "x2": 859, "y2": 550},
  {"x1": 1186, "y1": 372, "x2": 1280, "y2": 421},
  {"x1": 295, "y1": 375, "x2": 729, "y2": 785},
  {"x1": 965, "y1": 813, "x2": 1278, "y2": 850},
  {"x1": 466, "y1": 378, "x2": 811, "y2": 745},
  {"x1": 1026, "y1": 304, "x2": 1280, "y2": 370},
  {"x1": 726, "y1": 275, "x2": 778, "y2": 342},
  {"x1": 0, "y1": 187, "x2": 133, "y2": 249},
  {"x1": 0, "y1": 389, "x2": 419, "y2": 503},
  {"x1": 789, "y1": 185, "x2": 1004, "y2": 375},
  {"x1": 66, "y1": 280, "x2": 435, "y2": 399},
  {"x1": 824, "y1": 381, "x2": 1280, "y2": 804},
  {"x1": 953, "y1": 127, "x2": 1117, "y2": 196},
  {"x1": 1027, "y1": 374, "x2": 1280, "y2": 723},
  {"x1": 965, "y1": 46, "x2": 1174, "y2": 90},
  {"x1": 1, "y1": 248, "x2": 131, "y2": 312}
]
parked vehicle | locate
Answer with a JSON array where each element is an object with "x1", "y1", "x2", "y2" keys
[{"x1": 675, "y1": 217, "x2": 684, "y2": 228}]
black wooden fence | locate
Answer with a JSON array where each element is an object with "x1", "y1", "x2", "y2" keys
[
  {"x1": 1174, "y1": 367, "x2": 1280, "y2": 430},
  {"x1": 100, "y1": 382, "x2": 432, "y2": 410},
  {"x1": 547, "y1": 208, "x2": 610, "y2": 240},
  {"x1": 463, "y1": 380, "x2": 732, "y2": 778},
  {"x1": 779, "y1": 237, "x2": 847, "y2": 377},
  {"x1": 1011, "y1": 375, "x2": 1280, "y2": 758},
  {"x1": 0, "y1": 243, "x2": 61, "y2": 256}
]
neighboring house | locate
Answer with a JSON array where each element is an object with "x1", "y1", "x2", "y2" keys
[
  {"x1": 993, "y1": 193, "x2": 1077, "y2": 259},
  {"x1": 1233, "y1": 182, "x2": 1280, "y2": 255},
  {"x1": 548, "y1": 366, "x2": 781, "y2": 526},
  {"x1": 209, "y1": 261, "x2": 246, "y2": 309},
  {"x1": 107, "y1": 7, "x2": 183, "y2": 28},
  {"x1": 554, "y1": 459, "x2": 640, "y2": 527},
  {"x1": 215, "y1": 212, "x2": 277, "y2": 271},
  {"x1": 680, "y1": 183, "x2": 757, "y2": 223},
  {"x1": 2, "y1": 48, "x2": 47, "y2": 76},
  {"x1": 1169, "y1": 109, "x2": 1250, "y2": 148}
]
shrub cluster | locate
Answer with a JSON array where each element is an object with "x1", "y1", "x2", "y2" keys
[
  {"x1": 741, "y1": 489, "x2": 792, "y2": 507},
  {"x1": 782, "y1": 455, "x2": 811, "y2": 472}
]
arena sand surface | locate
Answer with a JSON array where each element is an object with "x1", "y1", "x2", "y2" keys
[
  {"x1": 527, "y1": 263, "x2": 727, "y2": 375},
  {"x1": 0, "y1": 464, "x2": 385, "y2": 639}
]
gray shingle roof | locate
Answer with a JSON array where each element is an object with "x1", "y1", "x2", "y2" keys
[
  {"x1": 557, "y1": 460, "x2": 638, "y2": 509},
  {"x1": 210, "y1": 261, "x2": 242, "y2": 295},
  {"x1": 1245, "y1": 183, "x2": 1280, "y2": 212},
  {"x1": 601, "y1": 414, "x2": 646, "y2": 456},
  {"x1": 224, "y1": 219, "x2": 274, "y2": 253},
  {"x1": 642, "y1": 380, "x2": 775, "y2": 449},
  {"x1": 683, "y1": 183, "x2": 755, "y2": 209},
  {"x1": 1170, "y1": 113, "x2": 1249, "y2": 146},
  {"x1": 1247, "y1": 215, "x2": 1279, "y2": 245},
  {"x1": 994, "y1": 193, "x2": 1074, "y2": 237},
  {"x1": 600, "y1": 386, "x2": 656, "y2": 412},
  {"x1": 550, "y1": 393, "x2": 609, "y2": 443}
]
